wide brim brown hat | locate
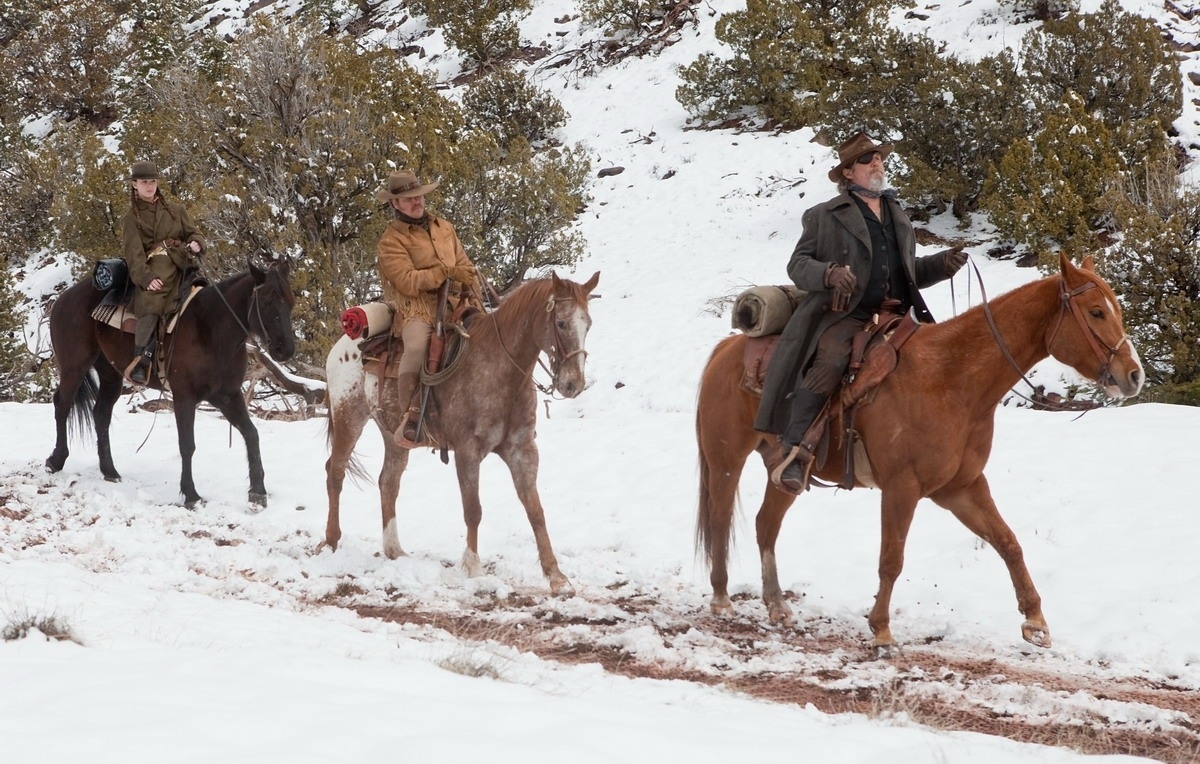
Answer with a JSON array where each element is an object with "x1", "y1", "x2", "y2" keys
[
  {"x1": 375, "y1": 169, "x2": 440, "y2": 203},
  {"x1": 827, "y1": 132, "x2": 894, "y2": 183},
  {"x1": 129, "y1": 160, "x2": 160, "y2": 180}
]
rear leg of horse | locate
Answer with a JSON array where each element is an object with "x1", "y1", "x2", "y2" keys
[
  {"x1": 92, "y1": 360, "x2": 125, "y2": 481},
  {"x1": 210, "y1": 391, "x2": 266, "y2": 509},
  {"x1": 322, "y1": 394, "x2": 370, "y2": 554},
  {"x1": 931, "y1": 475, "x2": 1049, "y2": 648},
  {"x1": 754, "y1": 479, "x2": 801, "y2": 625},
  {"x1": 869, "y1": 483, "x2": 921, "y2": 657},
  {"x1": 46, "y1": 366, "x2": 87, "y2": 475},
  {"x1": 496, "y1": 441, "x2": 573, "y2": 596}
]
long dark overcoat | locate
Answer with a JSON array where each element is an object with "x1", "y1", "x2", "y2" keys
[
  {"x1": 754, "y1": 191, "x2": 953, "y2": 434},
  {"x1": 122, "y1": 193, "x2": 205, "y2": 317}
]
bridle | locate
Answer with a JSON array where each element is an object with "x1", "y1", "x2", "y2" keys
[
  {"x1": 1044, "y1": 279, "x2": 1130, "y2": 391},
  {"x1": 972, "y1": 260, "x2": 1126, "y2": 410},
  {"x1": 496, "y1": 291, "x2": 588, "y2": 397}
]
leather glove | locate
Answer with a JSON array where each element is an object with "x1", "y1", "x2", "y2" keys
[
  {"x1": 943, "y1": 247, "x2": 968, "y2": 276},
  {"x1": 447, "y1": 264, "x2": 477, "y2": 284},
  {"x1": 825, "y1": 264, "x2": 857, "y2": 293}
]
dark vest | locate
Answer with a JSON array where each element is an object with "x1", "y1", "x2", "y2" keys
[{"x1": 850, "y1": 194, "x2": 913, "y2": 319}]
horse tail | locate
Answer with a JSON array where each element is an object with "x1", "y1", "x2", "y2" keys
[
  {"x1": 68, "y1": 370, "x2": 100, "y2": 441},
  {"x1": 694, "y1": 341, "x2": 735, "y2": 566}
]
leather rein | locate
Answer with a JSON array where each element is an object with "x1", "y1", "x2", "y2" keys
[
  {"x1": 971, "y1": 260, "x2": 1127, "y2": 410},
  {"x1": 495, "y1": 291, "x2": 587, "y2": 396}
]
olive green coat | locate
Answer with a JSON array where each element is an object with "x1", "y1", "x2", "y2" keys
[
  {"x1": 121, "y1": 193, "x2": 205, "y2": 317},
  {"x1": 378, "y1": 213, "x2": 482, "y2": 335}
]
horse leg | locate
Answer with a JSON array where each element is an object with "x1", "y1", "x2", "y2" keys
[
  {"x1": 696, "y1": 434, "x2": 754, "y2": 617},
  {"x1": 453, "y1": 449, "x2": 486, "y2": 579},
  {"x1": 93, "y1": 361, "x2": 124, "y2": 481},
  {"x1": 869, "y1": 484, "x2": 921, "y2": 657},
  {"x1": 172, "y1": 400, "x2": 204, "y2": 508},
  {"x1": 931, "y1": 476, "x2": 1049, "y2": 648},
  {"x1": 210, "y1": 392, "x2": 266, "y2": 508},
  {"x1": 46, "y1": 371, "x2": 82, "y2": 474},
  {"x1": 377, "y1": 438, "x2": 410, "y2": 560},
  {"x1": 755, "y1": 484, "x2": 800, "y2": 625},
  {"x1": 496, "y1": 441, "x2": 573, "y2": 596},
  {"x1": 322, "y1": 398, "x2": 370, "y2": 554}
]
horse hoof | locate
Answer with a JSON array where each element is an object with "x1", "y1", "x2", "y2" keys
[
  {"x1": 549, "y1": 575, "x2": 574, "y2": 597},
  {"x1": 183, "y1": 497, "x2": 205, "y2": 510},
  {"x1": 766, "y1": 601, "x2": 794, "y2": 626},
  {"x1": 1022, "y1": 621, "x2": 1052, "y2": 648},
  {"x1": 709, "y1": 596, "x2": 734, "y2": 617},
  {"x1": 247, "y1": 493, "x2": 267, "y2": 512},
  {"x1": 103, "y1": 474, "x2": 121, "y2": 483},
  {"x1": 45, "y1": 457, "x2": 64, "y2": 473},
  {"x1": 461, "y1": 549, "x2": 483, "y2": 578},
  {"x1": 872, "y1": 643, "x2": 899, "y2": 660}
]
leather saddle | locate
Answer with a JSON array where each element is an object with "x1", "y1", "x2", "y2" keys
[{"x1": 743, "y1": 307, "x2": 921, "y2": 489}]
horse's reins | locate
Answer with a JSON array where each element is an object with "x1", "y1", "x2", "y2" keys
[
  {"x1": 969, "y1": 258, "x2": 1123, "y2": 412},
  {"x1": 493, "y1": 290, "x2": 587, "y2": 397}
]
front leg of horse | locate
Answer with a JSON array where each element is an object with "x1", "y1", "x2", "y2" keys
[
  {"x1": 174, "y1": 404, "x2": 204, "y2": 508},
  {"x1": 760, "y1": 550, "x2": 794, "y2": 626},
  {"x1": 214, "y1": 394, "x2": 268, "y2": 509},
  {"x1": 935, "y1": 479, "x2": 1051, "y2": 649},
  {"x1": 499, "y1": 445, "x2": 573, "y2": 596},
  {"x1": 868, "y1": 492, "x2": 920, "y2": 659}
]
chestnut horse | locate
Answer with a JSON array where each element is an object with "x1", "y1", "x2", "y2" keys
[
  {"x1": 45, "y1": 259, "x2": 297, "y2": 508},
  {"x1": 695, "y1": 254, "x2": 1143, "y2": 655},
  {"x1": 323, "y1": 272, "x2": 600, "y2": 595}
]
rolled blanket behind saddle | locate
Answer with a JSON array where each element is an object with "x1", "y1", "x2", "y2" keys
[
  {"x1": 93, "y1": 258, "x2": 129, "y2": 292},
  {"x1": 340, "y1": 302, "x2": 394, "y2": 340},
  {"x1": 731, "y1": 285, "x2": 806, "y2": 337}
]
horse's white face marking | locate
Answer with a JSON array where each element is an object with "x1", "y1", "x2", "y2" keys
[{"x1": 551, "y1": 299, "x2": 591, "y2": 397}]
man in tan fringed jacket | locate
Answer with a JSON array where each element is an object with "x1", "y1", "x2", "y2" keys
[{"x1": 375, "y1": 169, "x2": 483, "y2": 445}]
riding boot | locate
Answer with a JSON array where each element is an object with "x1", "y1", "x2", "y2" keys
[
  {"x1": 769, "y1": 389, "x2": 828, "y2": 493},
  {"x1": 126, "y1": 338, "x2": 156, "y2": 386},
  {"x1": 392, "y1": 372, "x2": 423, "y2": 448}
]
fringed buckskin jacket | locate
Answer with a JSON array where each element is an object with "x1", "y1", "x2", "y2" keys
[
  {"x1": 378, "y1": 214, "x2": 483, "y2": 335},
  {"x1": 122, "y1": 192, "x2": 205, "y2": 317}
]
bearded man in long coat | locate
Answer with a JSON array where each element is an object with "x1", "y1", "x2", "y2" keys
[{"x1": 756, "y1": 133, "x2": 967, "y2": 493}]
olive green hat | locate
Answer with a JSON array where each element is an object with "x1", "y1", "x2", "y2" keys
[{"x1": 129, "y1": 160, "x2": 160, "y2": 181}]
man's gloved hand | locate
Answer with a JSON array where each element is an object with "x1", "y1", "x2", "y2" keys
[
  {"x1": 943, "y1": 247, "x2": 968, "y2": 276},
  {"x1": 826, "y1": 264, "x2": 857, "y2": 293},
  {"x1": 447, "y1": 264, "x2": 477, "y2": 284}
]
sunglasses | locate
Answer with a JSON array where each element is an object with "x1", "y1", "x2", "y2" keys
[{"x1": 855, "y1": 151, "x2": 881, "y2": 165}]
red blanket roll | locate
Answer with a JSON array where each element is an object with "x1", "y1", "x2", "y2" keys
[
  {"x1": 340, "y1": 302, "x2": 394, "y2": 340},
  {"x1": 341, "y1": 307, "x2": 369, "y2": 339}
]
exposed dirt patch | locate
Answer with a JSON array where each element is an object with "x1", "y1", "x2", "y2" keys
[{"x1": 340, "y1": 593, "x2": 1200, "y2": 764}]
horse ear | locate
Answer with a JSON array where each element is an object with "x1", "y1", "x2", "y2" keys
[
  {"x1": 249, "y1": 258, "x2": 266, "y2": 284},
  {"x1": 550, "y1": 271, "x2": 563, "y2": 290},
  {"x1": 1079, "y1": 254, "x2": 1095, "y2": 272},
  {"x1": 1058, "y1": 251, "x2": 1075, "y2": 277},
  {"x1": 582, "y1": 271, "x2": 600, "y2": 296}
]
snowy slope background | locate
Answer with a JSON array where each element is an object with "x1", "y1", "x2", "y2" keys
[{"x1": 3, "y1": 0, "x2": 1199, "y2": 761}]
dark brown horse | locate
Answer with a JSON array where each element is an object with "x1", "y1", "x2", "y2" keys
[
  {"x1": 696, "y1": 254, "x2": 1143, "y2": 655},
  {"x1": 323, "y1": 271, "x2": 600, "y2": 595},
  {"x1": 45, "y1": 258, "x2": 297, "y2": 508}
]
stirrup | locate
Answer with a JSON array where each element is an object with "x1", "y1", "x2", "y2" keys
[
  {"x1": 769, "y1": 444, "x2": 814, "y2": 494},
  {"x1": 124, "y1": 356, "x2": 151, "y2": 386},
  {"x1": 393, "y1": 407, "x2": 432, "y2": 449}
]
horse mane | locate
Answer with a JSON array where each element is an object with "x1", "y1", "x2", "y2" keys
[{"x1": 483, "y1": 276, "x2": 584, "y2": 338}]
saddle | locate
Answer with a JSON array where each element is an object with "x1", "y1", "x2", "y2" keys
[
  {"x1": 89, "y1": 259, "x2": 207, "y2": 386},
  {"x1": 743, "y1": 305, "x2": 921, "y2": 490},
  {"x1": 358, "y1": 295, "x2": 477, "y2": 455}
]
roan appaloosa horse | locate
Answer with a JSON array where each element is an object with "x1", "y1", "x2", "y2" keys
[{"x1": 323, "y1": 272, "x2": 600, "y2": 595}]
